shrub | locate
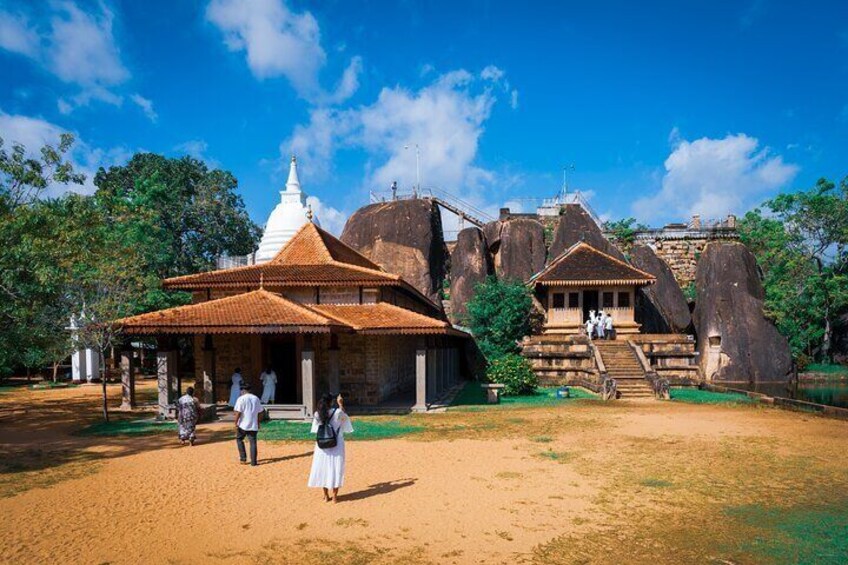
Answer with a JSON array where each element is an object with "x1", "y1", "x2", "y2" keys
[
  {"x1": 465, "y1": 276, "x2": 533, "y2": 360},
  {"x1": 487, "y1": 354, "x2": 537, "y2": 396}
]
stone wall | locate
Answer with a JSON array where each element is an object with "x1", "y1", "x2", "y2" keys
[
  {"x1": 634, "y1": 231, "x2": 740, "y2": 288},
  {"x1": 335, "y1": 334, "x2": 418, "y2": 405},
  {"x1": 193, "y1": 334, "x2": 262, "y2": 402}
]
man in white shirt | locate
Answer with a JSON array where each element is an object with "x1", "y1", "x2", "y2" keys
[
  {"x1": 260, "y1": 366, "x2": 278, "y2": 404},
  {"x1": 233, "y1": 383, "x2": 264, "y2": 466}
]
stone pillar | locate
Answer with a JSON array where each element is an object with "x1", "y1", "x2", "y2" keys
[
  {"x1": 414, "y1": 340, "x2": 427, "y2": 412},
  {"x1": 202, "y1": 335, "x2": 216, "y2": 404},
  {"x1": 156, "y1": 350, "x2": 177, "y2": 419},
  {"x1": 327, "y1": 335, "x2": 341, "y2": 394},
  {"x1": 302, "y1": 337, "x2": 316, "y2": 417},
  {"x1": 119, "y1": 349, "x2": 136, "y2": 410}
]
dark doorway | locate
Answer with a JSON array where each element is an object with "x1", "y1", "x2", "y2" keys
[
  {"x1": 582, "y1": 289, "x2": 599, "y2": 323},
  {"x1": 266, "y1": 337, "x2": 299, "y2": 404}
]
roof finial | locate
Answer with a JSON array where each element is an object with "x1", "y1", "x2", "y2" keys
[
  {"x1": 259, "y1": 271, "x2": 265, "y2": 289},
  {"x1": 306, "y1": 204, "x2": 314, "y2": 223}
]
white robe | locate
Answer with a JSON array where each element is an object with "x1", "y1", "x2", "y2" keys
[
  {"x1": 260, "y1": 371, "x2": 277, "y2": 404},
  {"x1": 228, "y1": 373, "x2": 242, "y2": 407},
  {"x1": 308, "y1": 409, "x2": 354, "y2": 489}
]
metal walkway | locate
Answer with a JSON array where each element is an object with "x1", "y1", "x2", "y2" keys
[{"x1": 369, "y1": 187, "x2": 495, "y2": 228}]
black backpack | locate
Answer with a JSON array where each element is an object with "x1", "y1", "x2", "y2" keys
[{"x1": 316, "y1": 409, "x2": 338, "y2": 449}]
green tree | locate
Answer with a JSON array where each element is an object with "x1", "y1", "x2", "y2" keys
[
  {"x1": 739, "y1": 177, "x2": 848, "y2": 362},
  {"x1": 604, "y1": 217, "x2": 648, "y2": 253},
  {"x1": 465, "y1": 276, "x2": 534, "y2": 360}
]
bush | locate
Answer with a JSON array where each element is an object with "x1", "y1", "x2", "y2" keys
[
  {"x1": 465, "y1": 276, "x2": 533, "y2": 360},
  {"x1": 487, "y1": 354, "x2": 537, "y2": 396}
]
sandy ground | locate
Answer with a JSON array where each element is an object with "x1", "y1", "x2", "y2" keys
[{"x1": 1, "y1": 382, "x2": 847, "y2": 564}]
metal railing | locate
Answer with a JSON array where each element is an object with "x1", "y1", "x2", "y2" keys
[{"x1": 369, "y1": 186, "x2": 495, "y2": 227}]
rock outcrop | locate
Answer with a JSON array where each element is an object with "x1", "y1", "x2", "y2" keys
[
  {"x1": 340, "y1": 199, "x2": 447, "y2": 303},
  {"x1": 548, "y1": 204, "x2": 625, "y2": 260},
  {"x1": 693, "y1": 242, "x2": 793, "y2": 383},
  {"x1": 449, "y1": 227, "x2": 492, "y2": 323},
  {"x1": 630, "y1": 243, "x2": 692, "y2": 334},
  {"x1": 483, "y1": 218, "x2": 546, "y2": 282}
]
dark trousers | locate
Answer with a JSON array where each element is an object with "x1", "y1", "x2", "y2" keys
[{"x1": 236, "y1": 427, "x2": 258, "y2": 465}]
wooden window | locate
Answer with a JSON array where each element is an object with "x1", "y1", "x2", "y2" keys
[
  {"x1": 618, "y1": 291, "x2": 631, "y2": 308},
  {"x1": 552, "y1": 293, "x2": 565, "y2": 309},
  {"x1": 602, "y1": 292, "x2": 614, "y2": 308},
  {"x1": 568, "y1": 292, "x2": 580, "y2": 308}
]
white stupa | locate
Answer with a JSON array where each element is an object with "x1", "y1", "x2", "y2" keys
[{"x1": 255, "y1": 155, "x2": 320, "y2": 263}]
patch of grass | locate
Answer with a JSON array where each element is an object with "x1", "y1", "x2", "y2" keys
[
  {"x1": 670, "y1": 388, "x2": 755, "y2": 405},
  {"x1": 495, "y1": 530, "x2": 514, "y2": 541},
  {"x1": 805, "y1": 363, "x2": 848, "y2": 375},
  {"x1": 76, "y1": 419, "x2": 176, "y2": 437},
  {"x1": 262, "y1": 419, "x2": 423, "y2": 442},
  {"x1": 639, "y1": 478, "x2": 673, "y2": 488},
  {"x1": 723, "y1": 502, "x2": 848, "y2": 564},
  {"x1": 29, "y1": 382, "x2": 79, "y2": 390},
  {"x1": 495, "y1": 471, "x2": 523, "y2": 479},
  {"x1": 536, "y1": 450, "x2": 572, "y2": 463},
  {"x1": 450, "y1": 382, "x2": 597, "y2": 410},
  {"x1": 530, "y1": 435, "x2": 554, "y2": 443},
  {"x1": 335, "y1": 517, "x2": 369, "y2": 528}
]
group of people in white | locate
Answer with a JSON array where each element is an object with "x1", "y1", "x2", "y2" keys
[
  {"x1": 584, "y1": 309, "x2": 614, "y2": 340},
  {"x1": 227, "y1": 366, "x2": 278, "y2": 407},
  {"x1": 173, "y1": 365, "x2": 353, "y2": 501}
]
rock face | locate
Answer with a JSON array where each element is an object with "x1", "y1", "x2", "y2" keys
[
  {"x1": 340, "y1": 199, "x2": 447, "y2": 303},
  {"x1": 693, "y1": 242, "x2": 793, "y2": 383},
  {"x1": 630, "y1": 244, "x2": 692, "y2": 334},
  {"x1": 449, "y1": 227, "x2": 492, "y2": 323},
  {"x1": 483, "y1": 218, "x2": 546, "y2": 282},
  {"x1": 548, "y1": 204, "x2": 625, "y2": 260}
]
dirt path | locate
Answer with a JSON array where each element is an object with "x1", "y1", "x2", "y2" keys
[{"x1": 1, "y1": 384, "x2": 846, "y2": 564}]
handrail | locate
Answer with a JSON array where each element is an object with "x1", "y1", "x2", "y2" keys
[
  {"x1": 591, "y1": 342, "x2": 607, "y2": 376},
  {"x1": 628, "y1": 340, "x2": 656, "y2": 377}
]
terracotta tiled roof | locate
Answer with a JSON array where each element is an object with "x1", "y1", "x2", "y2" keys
[
  {"x1": 163, "y1": 223, "x2": 401, "y2": 290},
  {"x1": 531, "y1": 242, "x2": 656, "y2": 287},
  {"x1": 115, "y1": 290, "x2": 342, "y2": 334},
  {"x1": 309, "y1": 303, "x2": 468, "y2": 336}
]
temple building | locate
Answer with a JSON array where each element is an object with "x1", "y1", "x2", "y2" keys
[
  {"x1": 530, "y1": 242, "x2": 656, "y2": 334},
  {"x1": 115, "y1": 221, "x2": 467, "y2": 419},
  {"x1": 255, "y1": 156, "x2": 317, "y2": 263}
]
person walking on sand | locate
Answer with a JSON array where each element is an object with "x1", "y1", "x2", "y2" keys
[
  {"x1": 233, "y1": 382, "x2": 264, "y2": 466},
  {"x1": 308, "y1": 393, "x2": 354, "y2": 503},
  {"x1": 228, "y1": 368, "x2": 243, "y2": 408},
  {"x1": 176, "y1": 386, "x2": 200, "y2": 446},
  {"x1": 260, "y1": 366, "x2": 277, "y2": 404}
]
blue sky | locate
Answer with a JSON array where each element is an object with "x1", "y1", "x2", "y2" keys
[{"x1": 1, "y1": 0, "x2": 847, "y2": 234}]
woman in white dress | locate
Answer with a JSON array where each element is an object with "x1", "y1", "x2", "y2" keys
[
  {"x1": 228, "y1": 368, "x2": 243, "y2": 408},
  {"x1": 308, "y1": 393, "x2": 353, "y2": 503}
]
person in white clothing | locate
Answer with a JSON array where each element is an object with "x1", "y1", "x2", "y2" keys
[
  {"x1": 260, "y1": 366, "x2": 277, "y2": 404},
  {"x1": 585, "y1": 310, "x2": 596, "y2": 339},
  {"x1": 228, "y1": 368, "x2": 243, "y2": 408},
  {"x1": 596, "y1": 311, "x2": 606, "y2": 339},
  {"x1": 604, "y1": 312, "x2": 614, "y2": 340},
  {"x1": 233, "y1": 383, "x2": 264, "y2": 466},
  {"x1": 308, "y1": 393, "x2": 353, "y2": 503}
]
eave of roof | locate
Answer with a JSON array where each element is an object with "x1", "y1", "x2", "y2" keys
[{"x1": 529, "y1": 241, "x2": 656, "y2": 286}]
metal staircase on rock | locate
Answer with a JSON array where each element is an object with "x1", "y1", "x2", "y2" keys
[{"x1": 594, "y1": 341, "x2": 654, "y2": 398}]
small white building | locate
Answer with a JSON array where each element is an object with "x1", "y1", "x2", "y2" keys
[{"x1": 255, "y1": 156, "x2": 321, "y2": 263}]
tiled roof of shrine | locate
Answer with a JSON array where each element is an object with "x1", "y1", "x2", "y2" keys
[{"x1": 531, "y1": 242, "x2": 656, "y2": 287}]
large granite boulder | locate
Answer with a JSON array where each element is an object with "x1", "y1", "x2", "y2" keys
[
  {"x1": 340, "y1": 199, "x2": 447, "y2": 302},
  {"x1": 631, "y1": 243, "x2": 692, "y2": 334},
  {"x1": 693, "y1": 242, "x2": 793, "y2": 384},
  {"x1": 483, "y1": 218, "x2": 546, "y2": 282},
  {"x1": 548, "y1": 204, "x2": 625, "y2": 260},
  {"x1": 449, "y1": 227, "x2": 492, "y2": 323}
]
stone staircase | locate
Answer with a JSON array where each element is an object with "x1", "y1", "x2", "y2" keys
[{"x1": 594, "y1": 341, "x2": 653, "y2": 398}]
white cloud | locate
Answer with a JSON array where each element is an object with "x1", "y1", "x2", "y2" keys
[
  {"x1": 633, "y1": 132, "x2": 799, "y2": 221},
  {"x1": 173, "y1": 139, "x2": 221, "y2": 168},
  {"x1": 0, "y1": 2, "x2": 138, "y2": 114},
  {"x1": 0, "y1": 109, "x2": 129, "y2": 197},
  {"x1": 0, "y1": 10, "x2": 40, "y2": 57},
  {"x1": 130, "y1": 93, "x2": 157, "y2": 122},
  {"x1": 206, "y1": 0, "x2": 361, "y2": 103},
  {"x1": 283, "y1": 67, "x2": 517, "y2": 237}
]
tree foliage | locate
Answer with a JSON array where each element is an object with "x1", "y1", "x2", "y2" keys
[
  {"x1": 465, "y1": 276, "x2": 534, "y2": 360},
  {"x1": 604, "y1": 217, "x2": 648, "y2": 252},
  {"x1": 486, "y1": 354, "x2": 537, "y2": 396},
  {"x1": 739, "y1": 177, "x2": 848, "y2": 363}
]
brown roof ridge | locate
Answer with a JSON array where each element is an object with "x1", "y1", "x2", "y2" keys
[
  {"x1": 163, "y1": 262, "x2": 263, "y2": 285},
  {"x1": 269, "y1": 222, "x2": 385, "y2": 271},
  {"x1": 531, "y1": 241, "x2": 656, "y2": 284},
  {"x1": 309, "y1": 302, "x2": 451, "y2": 331}
]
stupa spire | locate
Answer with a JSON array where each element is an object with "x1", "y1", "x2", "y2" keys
[{"x1": 286, "y1": 154, "x2": 301, "y2": 193}]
